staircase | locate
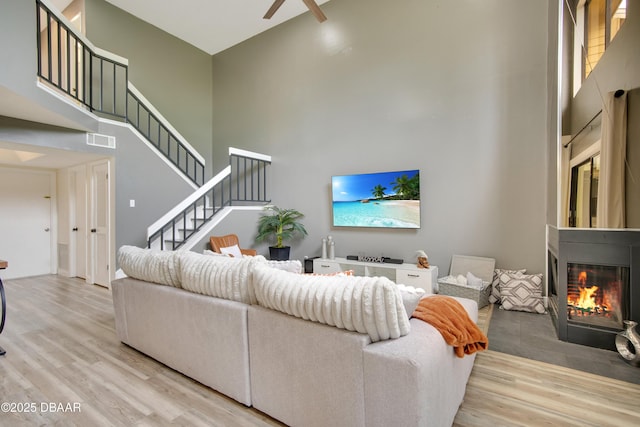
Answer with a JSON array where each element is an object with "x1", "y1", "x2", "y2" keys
[
  {"x1": 34, "y1": 0, "x2": 271, "y2": 250},
  {"x1": 147, "y1": 147, "x2": 271, "y2": 250}
]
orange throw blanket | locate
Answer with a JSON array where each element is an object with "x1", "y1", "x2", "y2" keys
[{"x1": 412, "y1": 295, "x2": 488, "y2": 358}]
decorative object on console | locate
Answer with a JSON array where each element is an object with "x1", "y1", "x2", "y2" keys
[
  {"x1": 416, "y1": 250, "x2": 429, "y2": 269},
  {"x1": 616, "y1": 320, "x2": 640, "y2": 367},
  {"x1": 327, "y1": 235, "x2": 335, "y2": 259},
  {"x1": 255, "y1": 205, "x2": 308, "y2": 261}
]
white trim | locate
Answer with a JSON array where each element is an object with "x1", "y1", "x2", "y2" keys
[
  {"x1": 147, "y1": 166, "x2": 231, "y2": 239},
  {"x1": 569, "y1": 140, "x2": 600, "y2": 168},
  {"x1": 128, "y1": 83, "x2": 205, "y2": 165},
  {"x1": 36, "y1": 79, "x2": 95, "y2": 120},
  {"x1": 229, "y1": 147, "x2": 272, "y2": 163}
]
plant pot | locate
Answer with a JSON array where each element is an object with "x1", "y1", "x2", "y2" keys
[{"x1": 269, "y1": 246, "x2": 290, "y2": 261}]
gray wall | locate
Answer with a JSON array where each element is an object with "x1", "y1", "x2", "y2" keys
[
  {"x1": 98, "y1": 121, "x2": 199, "y2": 251},
  {"x1": 84, "y1": 0, "x2": 215, "y2": 177},
  {"x1": 211, "y1": 0, "x2": 550, "y2": 273}
]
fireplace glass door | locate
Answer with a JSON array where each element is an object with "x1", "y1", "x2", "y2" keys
[{"x1": 567, "y1": 263, "x2": 629, "y2": 330}]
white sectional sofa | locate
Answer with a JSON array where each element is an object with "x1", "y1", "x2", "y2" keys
[{"x1": 111, "y1": 246, "x2": 479, "y2": 427}]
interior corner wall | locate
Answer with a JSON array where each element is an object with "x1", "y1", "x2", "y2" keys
[
  {"x1": 211, "y1": 0, "x2": 550, "y2": 274},
  {"x1": 83, "y1": 0, "x2": 215, "y2": 178}
]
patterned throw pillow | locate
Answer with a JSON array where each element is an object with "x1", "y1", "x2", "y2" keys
[
  {"x1": 499, "y1": 273, "x2": 545, "y2": 314},
  {"x1": 489, "y1": 268, "x2": 526, "y2": 304}
]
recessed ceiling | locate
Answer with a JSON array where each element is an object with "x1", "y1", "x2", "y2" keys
[
  {"x1": 103, "y1": 0, "x2": 333, "y2": 55},
  {"x1": 0, "y1": 140, "x2": 108, "y2": 169}
]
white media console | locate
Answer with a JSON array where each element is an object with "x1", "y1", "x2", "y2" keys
[{"x1": 312, "y1": 257, "x2": 438, "y2": 294}]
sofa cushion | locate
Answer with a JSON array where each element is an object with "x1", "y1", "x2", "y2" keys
[
  {"x1": 253, "y1": 263, "x2": 411, "y2": 342},
  {"x1": 118, "y1": 245, "x2": 182, "y2": 287},
  {"x1": 180, "y1": 251, "x2": 267, "y2": 304}
]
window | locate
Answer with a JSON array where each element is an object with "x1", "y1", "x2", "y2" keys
[
  {"x1": 583, "y1": 0, "x2": 626, "y2": 79},
  {"x1": 569, "y1": 154, "x2": 600, "y2": 227}
]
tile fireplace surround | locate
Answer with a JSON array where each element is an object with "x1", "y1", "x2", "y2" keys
[{"x1": 547, "y1": 226, "x2": 640, "y2": 351}]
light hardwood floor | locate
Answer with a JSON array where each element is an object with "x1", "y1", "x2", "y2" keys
[{"x1": 1, "y1": 275, "x2": 639, "y2": 426}]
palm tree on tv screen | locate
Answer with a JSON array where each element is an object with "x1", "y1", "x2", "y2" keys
[
  {"x1": 391, "y1": 173, "x2": 420, "y2": 200},
  {"x1": 371, "y1": 184, "x2": 387, "y2": 199}
]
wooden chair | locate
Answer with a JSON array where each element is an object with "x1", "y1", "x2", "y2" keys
[{"x1": 209, "y1": 234, "x2": 257, "y2": 257}]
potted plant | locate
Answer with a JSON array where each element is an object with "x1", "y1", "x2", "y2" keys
[{"x1": 256, "y1": 205, "x2": 308, "y2": 260}]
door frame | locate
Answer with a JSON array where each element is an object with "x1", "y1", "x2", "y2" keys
[
  {"x1": 68, "y1": 164, "x2": 88, "y2": 279},
  {"x1": 87, "y1": 159, "x2": 114, "y2": 288},
  {"x1": 0, "y1": 166, "x2": 57, "y2": 278}
]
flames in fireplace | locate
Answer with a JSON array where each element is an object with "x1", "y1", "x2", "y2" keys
[{"x1": 567, "y1": 269, "x2": 623, "y2": 328}]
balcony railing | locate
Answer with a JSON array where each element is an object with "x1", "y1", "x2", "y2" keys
[
  {"x1": 35, "y1": 0, "x2": 204, "y2": 186},
  {"x1": 147, "y1": 148, "x2": 271, "y2": 250}
]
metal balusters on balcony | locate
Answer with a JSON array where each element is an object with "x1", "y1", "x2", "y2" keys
[
  {"x1": 36, "y1": 0, "x2": 127, "y2": 120},
  {"x1": 126, "y1": 89, "x2": 205, "y2": 186},
  {"x1": 35, "y1": 0, "x2": 204, "y2": 187},
  {"x1": 147, "y1": 148, "x2": 271, "y2": 250}
]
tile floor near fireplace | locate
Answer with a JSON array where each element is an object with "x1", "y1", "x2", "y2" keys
[{"x1": 488, "y1": 306, "x2": 640, "y2": 385}]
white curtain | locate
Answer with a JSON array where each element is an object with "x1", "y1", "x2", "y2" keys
[{"x1": 596, "y1": 91, "x2": 627, "y2": 228}]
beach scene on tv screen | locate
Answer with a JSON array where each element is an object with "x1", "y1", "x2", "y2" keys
[{"x1": 332, "y1": 169, "x2": 420, "y2": 228}]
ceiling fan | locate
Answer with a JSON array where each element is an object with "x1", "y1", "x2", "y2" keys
[{"x1": 263, "y1": 0, "x2": 327, "y2": 23}]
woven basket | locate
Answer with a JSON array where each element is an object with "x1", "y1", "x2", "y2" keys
[
  {"x1": 437, "y1": 281, "x2": 491, "y2": 308},
  {"x1": 436, "y1": 255, "x2": 495, "y2": 309}
]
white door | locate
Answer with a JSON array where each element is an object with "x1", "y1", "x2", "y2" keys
[
  {"x1": 0, "y1": 168, "x2": 54, "y2": 279},
  {"x1": 69, "y1": 165, "x2": 87, "y2": 279},
  {"x1": 89, "y1": 161, "x2": 110, "y2": 288}
]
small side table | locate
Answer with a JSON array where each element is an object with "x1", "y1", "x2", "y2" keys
[{"x1": 0, "y1": 259, "x2": 7, "y2": 356}]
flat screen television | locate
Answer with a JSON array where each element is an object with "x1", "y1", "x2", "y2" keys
[{"x1": 332, "y1": 169, "x2": 420, "y2": 228}]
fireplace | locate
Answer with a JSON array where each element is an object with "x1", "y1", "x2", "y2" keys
[{"x1": 547, "y1": 227, "x2": 640, "y2": 351}]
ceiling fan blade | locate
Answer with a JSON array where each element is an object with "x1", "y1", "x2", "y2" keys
[
  {"x1": 264, "y1": 0, "x2": 286, "y2": 19},
  {"x1": 302, "y1": 0, "x2": 327, "y2": 22}
]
